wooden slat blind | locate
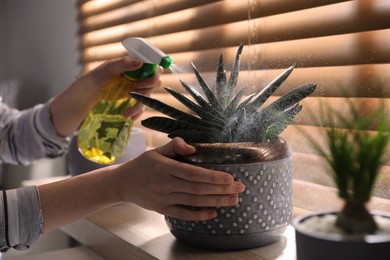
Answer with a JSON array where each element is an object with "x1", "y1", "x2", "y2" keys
[{"x1": 78, "y1": 0, "x2": 390, "y2": 202}]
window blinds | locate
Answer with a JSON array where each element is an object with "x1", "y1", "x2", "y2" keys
[{"x1": 77, "y1": 0, "x2": 390, "y2": 204}]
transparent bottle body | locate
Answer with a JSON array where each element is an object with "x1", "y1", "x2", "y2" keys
[{"x1": 78, "y1": 75, "x2": 136, "y2": 164}]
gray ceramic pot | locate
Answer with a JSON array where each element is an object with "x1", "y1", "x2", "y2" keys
[
  {"x1": 165, "y1": 137, "x2": 293, "y2": 250},
  {"x1": 293, "y1": 211, "x2": 390, "y2": 260}
]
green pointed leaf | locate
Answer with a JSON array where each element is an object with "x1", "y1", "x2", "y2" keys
[
  {"x1": 264, "y1": 83, "x2": 316, "y2": 113},
  {"x1": 229, "y1": 108, "x2": 257, "y2": 142},
  {"x1": 180, "y1": 80, "x2": 226, "y2": 120},
  {"x1": 221, "y1": 108, "x2": 247, "y2": 143},
  {"x1": 236, "y1": 93, "x2": 255, "y2": 111},
  {"x1": 168, "y1": 130, "x2": 214, "y2": 143},
  {"x1": 192, "y1": 62, "x2": 224, "y2": 112},
  {"x1": 224, "y1": 89, "x2": 245, "y2": 118},
  {"x1": 164, "y1": 87, "x2": 202, "y2": 113},
  {"x1": 216, "y1": 53, "x2": 227, "y2": 106},
  {"x1": 242, "y1": 109, "x2": 273, "y2": 140},
  {"x1": 179, "y1": 80, "x2": 210, "y2": 108},
  {"x1": 227, "y1": 43, "x2": 244, "y2": 101},
  {"x1": 263, "y1": 104, "x2": 302, "y2": 141},
  {"x1": 224, "y1": 93, "x2": 256, "y2": 139},
  {"x1": 164, "y1": 87, "x2": 225, "y2": 128},
  {"x1": 141, "y1": 117, "x2": 214, "y2": 135},
  {"x1": 130, "y1": 92, "x2": 209, "y2": 127},
  {"x1": 246, "y1": 65, "x2": 295, "y2": 114}
]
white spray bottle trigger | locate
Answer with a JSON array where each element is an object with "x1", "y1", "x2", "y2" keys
[{"x1": 121, "y1": 37, "x2": 173, "y2": 81}]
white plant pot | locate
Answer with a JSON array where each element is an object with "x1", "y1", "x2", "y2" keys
[{"x1": 293, "y1": 211, "x2": 390, "y2": 260}]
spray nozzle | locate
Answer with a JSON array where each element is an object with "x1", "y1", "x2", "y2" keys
[{"x1": 121, "y1": 37, "x2": 173, "y2": 81}]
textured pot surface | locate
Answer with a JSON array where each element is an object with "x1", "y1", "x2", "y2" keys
[
  {"x1": 293, "y1": 211, "x2": 390, "y2": 260},
  {"x1": 166, "y1": 138, "x2": 293, "y2": 250}
]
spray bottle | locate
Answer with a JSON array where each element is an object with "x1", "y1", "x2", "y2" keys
[{"x1": 77, "y1": 37, "x2": 173, "y2": 164}]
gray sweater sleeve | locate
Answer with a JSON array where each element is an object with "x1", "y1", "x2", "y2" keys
[
  {"x1": 0, "y1": 98, "x2": 70, "y2": 165},
  {"x1": 0, "y1": 98, "x2": 71, "y2": 252},
  {"x1": 0, "y1": 186, "x2": 43, "y2": 252}
]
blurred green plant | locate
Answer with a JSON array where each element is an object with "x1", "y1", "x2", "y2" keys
[{"x1": 304, "y1": 98, "x2": 390, "y2": 234}]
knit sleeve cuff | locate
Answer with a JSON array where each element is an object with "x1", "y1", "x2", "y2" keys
[
  {"x1": 1, "y1": 186, "x2": 43, "y2": 252},
  {"x1": 33, "y1": 100, "x2": 70, "y2": 157}
]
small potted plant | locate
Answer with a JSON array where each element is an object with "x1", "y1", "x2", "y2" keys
[
  {"x1": 131, "y1": 44, "x2": 316, "y2": 250},
  {"x1": 293, "y1": 99, "x2": 390, "y2": 260}
]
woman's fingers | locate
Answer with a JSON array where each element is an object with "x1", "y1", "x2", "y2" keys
[
  {"x1": 169, "y1": 165, "x2": 236, "y2": 185},
  {"x1": 168, "y1": 193, "x2": 240, "y2": 208},
  {"x1": 118, "y1": 138, "x2": 247, "y2": 222},
  {"x1": 157, "y1": 137, "x2": 196, "y2": 158},
  {"x1": 133, "y1": 66, "x2": 163, "y2": 91},
  {"x1": 156, "y1": 138, "x2": 236, "y2": 185},
  {"x1": 164, "y1": 176, "x2": 245, "y2": 195},
  {"x1": 124, "y1": 66, "x2": 163, "y2": 119},
  {"x1": 124, "y1": 102, "x2": 144, "y2": 119},
  {"x1": 87, "y1": 57, "x2": 144, "y2": 88}
]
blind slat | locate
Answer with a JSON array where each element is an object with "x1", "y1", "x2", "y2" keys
[
  {"x1": 144, "y1": 0, "x2": 390, "y2": 54},
  {"x1": 80, "y1": 0, "x2": 141, "y2": 17},
  {"x1": 158, "y1": 64, "x2": 390, "y2": 98},
  {"x1": 281, "y1": 124, "x2": 390, "y2": 157},
  {"x1": 81, "y1": 28, "x2": 390, "y2": 68},
  {"x1": 80, "y1": 0, "x2": 349, "y2": 48},
  {"x1": 79, "y1": 0, "x2": 219, "y2": 33},
  {"x1": 165, "y1": 29, "x2": 390, "y2": 71}
]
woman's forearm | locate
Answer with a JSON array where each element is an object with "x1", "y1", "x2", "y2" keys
[
  {"x1": 38, "y1": 165, "x2": 122, "y2": 233},
  {"x1": 49, "y1": 76, "x2": 100, "y2": 137}
]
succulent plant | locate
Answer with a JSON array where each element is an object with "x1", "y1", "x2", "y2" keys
[{"x1": 130, "y1": 44, "x2": 316, "y2": 143}]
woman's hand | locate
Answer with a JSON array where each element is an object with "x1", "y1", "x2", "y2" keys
[
  {"x1": 124, "y1": 65, "x2": 163, "y2": 120},
  {"x1": 49, "y1": 57, "x2": 162, "y2": 137},
  {"x1": 115, "y1": 138, "x2": 246, "y2": 221},
  {"x1": 39, "y1": 138, "x2": 245, "y2": 233},
  {"x1": 84, "y1": 56, "x2": 163, "y2": 119}
]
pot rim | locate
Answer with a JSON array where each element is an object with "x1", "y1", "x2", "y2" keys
[
  {"x1": 178, "y1": 137, "x2": 291, "y2": 164},
  {"x1": 293, "y1": 211, "x2": 390, "y2": 243},
  {"x1": 188, "y1": 137, "x2": 287, "y2": 146}
]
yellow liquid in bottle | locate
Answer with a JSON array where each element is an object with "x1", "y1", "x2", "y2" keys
[
  {"x1": 78, "y1": 112, "x2": 133, "y2": 164},
  {"x1": 78, "y1": 76, "x2": 136, "y2": 164}
]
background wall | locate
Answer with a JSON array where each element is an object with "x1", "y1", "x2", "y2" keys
[
  {"x1": 0, "y1": 0, "x2": 80, "y2": 108},
  {"x1": 0, "y1": 0, "x2": 80, "y2": 188}
]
